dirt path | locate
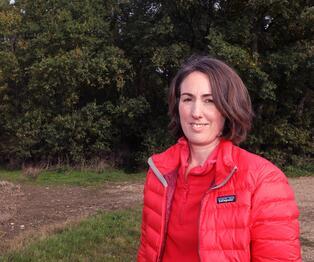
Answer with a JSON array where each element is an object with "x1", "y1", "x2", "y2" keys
[
  {"x1": 0, "y1": 181, "x2": 144, "y2": 253},
  {"x1": 289, "y1": 177, "x2": 314, "y2": 262},
  {"x1": 0, "y1": 177, "x2": 313, "y2": 260}
]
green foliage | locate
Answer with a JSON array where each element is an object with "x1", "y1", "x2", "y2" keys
[
  {"x1": 106, "y1": 96, "x2": 151, "y2": 170},
  {"x1": 284, "y1": 164, "x2": 314, "y2": 178},
  {"x1": 0, "y1": 0, "x2": 312, "y2": 169},
  {"x1": 0, "y1": 103, "x2": 113, "y2": 165}
]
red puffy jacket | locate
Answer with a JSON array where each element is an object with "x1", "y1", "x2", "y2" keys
[{"x1": 138, "y1": 139, "x2": 301, "y2": 261}]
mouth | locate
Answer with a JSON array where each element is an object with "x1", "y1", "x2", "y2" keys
[{"x1": 190, "y1": 123, "x2": 209, "y2": 127}]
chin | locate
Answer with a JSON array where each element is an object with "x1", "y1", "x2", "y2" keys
[
  {"x1": 187, "y1": 138, "x2": 210, "y2": 146},
  {"x1": 186, "y1": 136, "x2": 220, "y2": 147}
]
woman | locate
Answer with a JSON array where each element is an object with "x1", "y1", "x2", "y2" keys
[{"x1": 138, "y1": 56, "x2": 301, "y2": 261}]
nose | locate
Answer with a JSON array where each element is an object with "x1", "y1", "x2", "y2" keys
[{"x1": 191, "y1": 101, "x2": 202, "y2": 119}]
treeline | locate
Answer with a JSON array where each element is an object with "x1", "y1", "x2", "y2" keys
[{"x1": 0, "y1": 0, "x2": 313, "y2": 170}]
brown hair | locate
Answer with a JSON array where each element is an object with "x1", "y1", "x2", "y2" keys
[{"x1": 168, "y1": 55, "x2": 253, "y2": 145}]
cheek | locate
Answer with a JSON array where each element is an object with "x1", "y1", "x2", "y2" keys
[{"x1": 178, "y1": 103, "x2": 188, "y2": 121}]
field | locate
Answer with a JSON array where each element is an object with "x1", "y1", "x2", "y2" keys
[{"x1": 0, "y1": 169, "x2": 313, "y2": 261}]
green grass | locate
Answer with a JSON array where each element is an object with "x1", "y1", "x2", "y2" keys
[
  {"x1": 0, "y1": 207, "x2": 142, "y2": 261},
  {"x1": 0, "y1": 163, "x2": 313, "y2": 187},
  {"x1": 0, "y1": 168, "x2": 145, "y2": 186}
]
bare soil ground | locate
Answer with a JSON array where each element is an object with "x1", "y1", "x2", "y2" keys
[
  {"x1": 0, "y1": 181, "x2": 144, "y2": 253},
  {"x1": 0, "y1": 177, "x2": 313, "y2": 261},
  {"x1": 289, "y1": 177, "x2": 314, "y2": 262}
]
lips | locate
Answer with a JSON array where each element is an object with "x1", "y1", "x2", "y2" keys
[{"x1": 190, "y1": 123, "x2": 209, "y2": 131}]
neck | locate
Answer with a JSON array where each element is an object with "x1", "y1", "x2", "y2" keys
[{"x1": 188, "y1": 138, "x2": 221, "y2": 168}]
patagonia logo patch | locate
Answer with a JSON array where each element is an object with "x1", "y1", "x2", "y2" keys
[{"x1": 217, "y1": 195, "x2": 236, "y2": 204}]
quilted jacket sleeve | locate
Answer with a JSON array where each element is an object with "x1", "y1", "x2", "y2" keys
[
  {"x1": 138, "y1": 216, "x2": 146, "y2": 261},
  {"x1": 250, "y1": 163, "x2": 301, "y2": 261}
]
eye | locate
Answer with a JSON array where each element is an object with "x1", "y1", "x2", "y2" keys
[
  {"x1": 204, "y1": 98, "x2": 214, "y2": 103},
  {"x1": 181, "y1": 97, "x2": 192, "y2": 102}
]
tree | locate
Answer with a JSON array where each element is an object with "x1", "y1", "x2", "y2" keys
[
  {"x1": 0, "y1": 0, "x2": 136, "y2": 166},
  {"x1": 0, "y1": 0, "x2": 312, "y2": 169}
]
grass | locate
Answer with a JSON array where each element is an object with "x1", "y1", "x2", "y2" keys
[
  {"x1": 0, "y1": 168, "x2": 145, "y2": 186},
  {"x1": 0, "y1": 168, "x2": 144, "y2": 260},
  {"x1": 0, "y1": 163, "x2": 312, "y2": 187},
  {"x1": 0, "y1": 163, "x2": 313, "y2": 187},
  {"x1": 0, "y1": 207, "x2": 142, "y2": 261}
]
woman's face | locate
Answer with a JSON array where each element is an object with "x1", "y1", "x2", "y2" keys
[{"x1": 179, "y1": 71, "x2": 225, "y2": 148}]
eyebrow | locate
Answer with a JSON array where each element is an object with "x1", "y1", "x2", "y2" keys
[{"x1": 180, "y1": 92, "x2": 213, "y2": 97}]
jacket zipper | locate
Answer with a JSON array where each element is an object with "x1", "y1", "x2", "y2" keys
[
  {"x1": 197, "y1": 165, "x2": 238, "y2": 261},
  {"x1": 148, "y1": 155, "x2": 238, "y2": 262},
  {"x1": 148, "y1": 157, "x2": 169, "y2": 262},
  {"x1": 179, "y1": 180, "x2": 189, "y2": 225},
  {"x1": 157, "y1": 186, "x2": 168, "y2": 262}
]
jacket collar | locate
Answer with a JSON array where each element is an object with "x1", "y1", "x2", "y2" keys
[
  {"x1": 150, "y1": 137, "x2": 238, "y2": 187},
  {"x1": 214, "y1": 139, "x2": 238, "y2": 186}
]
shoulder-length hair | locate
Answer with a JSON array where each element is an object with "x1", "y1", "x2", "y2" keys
[{"x1": 168, "y1": 55, "x2": 254, "y2": 145}]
